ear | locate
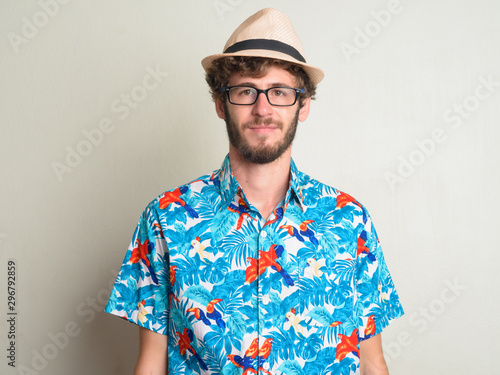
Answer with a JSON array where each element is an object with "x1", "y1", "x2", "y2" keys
[
  {"x1": 298, "y1": 97, "x2": 311, "y2": 122},
  {"x1": 215, "y1": 98, "x2": 225, "y2": 120}
]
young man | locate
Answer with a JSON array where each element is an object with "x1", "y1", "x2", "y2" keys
[{"x1": 106, "y1": 8, "x2": 403, "y2": 375}]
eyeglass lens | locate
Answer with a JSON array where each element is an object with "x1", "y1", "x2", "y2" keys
[{"x1": 229, "y1": 87, "x2": 297, "y2": 106}]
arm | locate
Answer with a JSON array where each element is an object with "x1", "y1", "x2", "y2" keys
[
  {"x1": 359, "y1": 334, "x2": 389, "y2": 375},
  {"x1": 134, "y1": 327, "x2": 168, "y2": 375}
]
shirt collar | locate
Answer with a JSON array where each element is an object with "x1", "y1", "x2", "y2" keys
[
  {"x1": 217, "y1": 155, "x2": 241, "y2": 210},
  {"x1": 288, "y1": 158, "x2": 307, "y2": 212},
  {"x1": 217, "y1": 155, "x2": 308, "y2": 212}
]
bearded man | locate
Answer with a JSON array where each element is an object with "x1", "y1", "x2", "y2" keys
[{"x1": 106, "y1": 8, "x2": 404, "y2": 375}]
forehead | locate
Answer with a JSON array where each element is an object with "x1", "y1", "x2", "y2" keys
[{"x1": 228, "y1": 65, "x2": 297, "y2": 87}]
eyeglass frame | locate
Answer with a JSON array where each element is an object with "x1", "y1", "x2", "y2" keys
[{"x1": 220, "y1": 86, "x2": 305, "y2": 107}]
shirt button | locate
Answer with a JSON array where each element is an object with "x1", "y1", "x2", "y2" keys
[
  {"x1": 263, "y1": 363, "x2": 270, "y2": 370},
  {"x1": 260, "y1": 231, "x2": 267, "y2": 238},
  {"x1": 262, "y1": 295, "x2": 270, "y2": 305}
]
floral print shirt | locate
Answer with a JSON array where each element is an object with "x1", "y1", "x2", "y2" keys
[{"x1": 105, "y1": 155, "x2": 404, "y2": 374}]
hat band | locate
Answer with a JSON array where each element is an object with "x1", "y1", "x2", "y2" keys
[{"x1": 224, "y1": 39, "x2": 306, "y2": 63}]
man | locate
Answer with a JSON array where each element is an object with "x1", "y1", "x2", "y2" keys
[{"x1": 105, "y1": 8, "x2": 403, "y2": 375}]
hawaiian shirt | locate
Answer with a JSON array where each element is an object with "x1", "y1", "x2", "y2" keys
[{"x1": 105, "y1": 155, "x2": 404, "y2": 375}]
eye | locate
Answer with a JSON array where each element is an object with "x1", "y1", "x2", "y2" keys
[
  {"x1": 233, "y1": 87, "x2": 256, "y2": 97},
  {"x1": 271, "y1": 89, "x2": 287, "y2": 97}
]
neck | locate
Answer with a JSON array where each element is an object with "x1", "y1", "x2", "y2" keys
[{"x1": 229, "y1": 146, "x2": 291, "y2": 220}]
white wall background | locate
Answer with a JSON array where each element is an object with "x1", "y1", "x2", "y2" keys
[{"x1": 1, "y1": 0, "x2": 499, "y2": 374}]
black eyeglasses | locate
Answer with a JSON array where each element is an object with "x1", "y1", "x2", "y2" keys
[{"x1": 220, "y1": 86, "x2": 305, "y2": 106}]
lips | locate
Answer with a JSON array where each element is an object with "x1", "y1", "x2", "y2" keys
[
  {"x1": 247, "y1": 126, "x2": 280, "y2": 135},
  {"x1": 245, "y1": 120, "x2": 282, "y2": 130},
  {"x1": 248, "y1": 125, "x2": 278, "y2": 130}
]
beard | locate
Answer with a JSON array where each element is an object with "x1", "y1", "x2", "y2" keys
[{"x1": 224, "y1": 102, "x2": 300, "y2": 164}]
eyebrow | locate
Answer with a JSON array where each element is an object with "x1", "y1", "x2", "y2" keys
[{"x1": 235, "y1": 82, "x2": 292, "y2": 88}]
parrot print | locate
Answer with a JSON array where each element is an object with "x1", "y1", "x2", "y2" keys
[
  {"x1": 245, "y1": 244, "x2": 294, "y2": 286},
  {"x1": 129, "y1": 239, "x2": 158, "y2": 284},
  {"x1": 106, "y1": 156, "x2": 404, "y2": 374},
  {"x1": 177, "y1": 327, "x2": 208, "y2": 371},
  {"x1": 159, "y1": 186, "x2": 199, "y2": 218}
]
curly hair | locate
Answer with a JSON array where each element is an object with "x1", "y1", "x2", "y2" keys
[{"x1": 205, "y1": 56, "x2": 316, "y2": 107}]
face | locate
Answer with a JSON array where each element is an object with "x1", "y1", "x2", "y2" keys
[{"x1": 216, "y1": 66, "x2": 310, "y2": 164}]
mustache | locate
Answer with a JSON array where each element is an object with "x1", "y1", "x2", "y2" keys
[{"x1": 244, "y1": 118, "x2": 282, "y2": 128}]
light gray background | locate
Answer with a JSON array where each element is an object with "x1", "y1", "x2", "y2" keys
[{"x1": 1, "y1": 0, "x2": 499, "y2": 374}]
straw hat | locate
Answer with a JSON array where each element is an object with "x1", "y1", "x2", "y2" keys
[{"x1": 201, "y1": 8, "x2": 324, "y2": 85}]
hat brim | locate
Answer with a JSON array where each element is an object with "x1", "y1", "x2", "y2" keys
[{"x1": 201, "y1": 49, "x2": 324, "y2": 86}]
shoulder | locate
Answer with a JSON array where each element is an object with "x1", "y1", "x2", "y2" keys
[
  {"x1": 147, "y1": 171, "x2": 219, "y2": 206},
  {"x1": 296, "y1": 169, "x2": 371, "y2": 225},
  {"x1": 297, "y1": 169, "x2": 366, "y2": 207}
]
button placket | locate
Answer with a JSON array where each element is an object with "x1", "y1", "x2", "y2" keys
[
  {"x1": 255, "y1": 222, "x2": 267, "y2": 375},
  {"x1": 257, "y1": 227, "x2": 272, "y2": 375}
]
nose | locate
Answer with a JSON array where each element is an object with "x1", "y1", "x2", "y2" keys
[{"x1": 251, "y1": 91, "x2": 273, "y2": 117}]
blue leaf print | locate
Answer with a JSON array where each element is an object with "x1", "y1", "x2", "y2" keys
[
  {"x1": 267, "y1": 328, "x2": 298, "y2": 365},
  {"x1": 194, "y1": 186, "x2": 221, "y2": 218},
  {"x1": 279, "y1": 291, "x2": 300, "y2": 315},
  {"x1": 201, "y1": 257, "x2": 230, "y2": 284},
  {"x1": 205, "y1": 326, "x2": 241, "y2": 356},
  {"x1": 277, "y1": 360, "x2": 306, "y2": 375},
  {"x1": 127, "y1": 277, "x2": 137, "y2": 290},
  {"x1": 239, "y1": 304, "x2": 257, "y2": 321},
  {"x1": 211, "y1": 210, "x2": 237, "y2": 247},
  {"x1": 164, "y1": 205, "x2": 189, "y2": 225},
  {"x1": 239, "y1": 283, "x2": 255, "y2": 303},
  {"x1": 199, "y1": 340, "x2": 224, "y2": 374},
  {"x1": 303, "y1": 347, "x2": 337, "y2": 375},
  {"x1": 174, "y1": 255, "x2": 203, "y2": 291},
  {"x1": 306, "y1": 307, "x2": 334, "y2": 326},
  {"x1": 211, "y1": 270, "x2": 246, "y2": 301},
  {"x1": 333, "y1": 259, "x2": 356, "y2": 285},
  {"x1": 169, "y1": 307, "x2": 191, "y2": 332},
  {"x1": 220, "y1": 225, "x2": 258, "y2": 267},
  {"x1": 298, "y1": 277, "x2": 328, "y2": 311},
  {"x1": 296, "y1": 333, "x2": 323, "y2": 360},
  {"x1": 319, "y1": 230, "x2": 340, "y2": 258},
  {"x1": 226, "y1": 312, "x2": 246, "y2": 340},
  {"x1": 184, "y1": 285, "x2": 213, "y2": 306},
  {"x1": 221, "y1": 363, "x2": 243, "y2": 375},
  {"x1": 283, "y1": 204, "x2": 306, "y2": 224},
  {"x1": 326, "y1": 357, "x2": 355, "y2": 375}
]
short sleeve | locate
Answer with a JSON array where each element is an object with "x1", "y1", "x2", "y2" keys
[
  {"x1": 105, "y1": 202, "x2": 170, "y2": 334},
  {"x1": 355, "y1": 211, "x2": 404, "y2": 341}
]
